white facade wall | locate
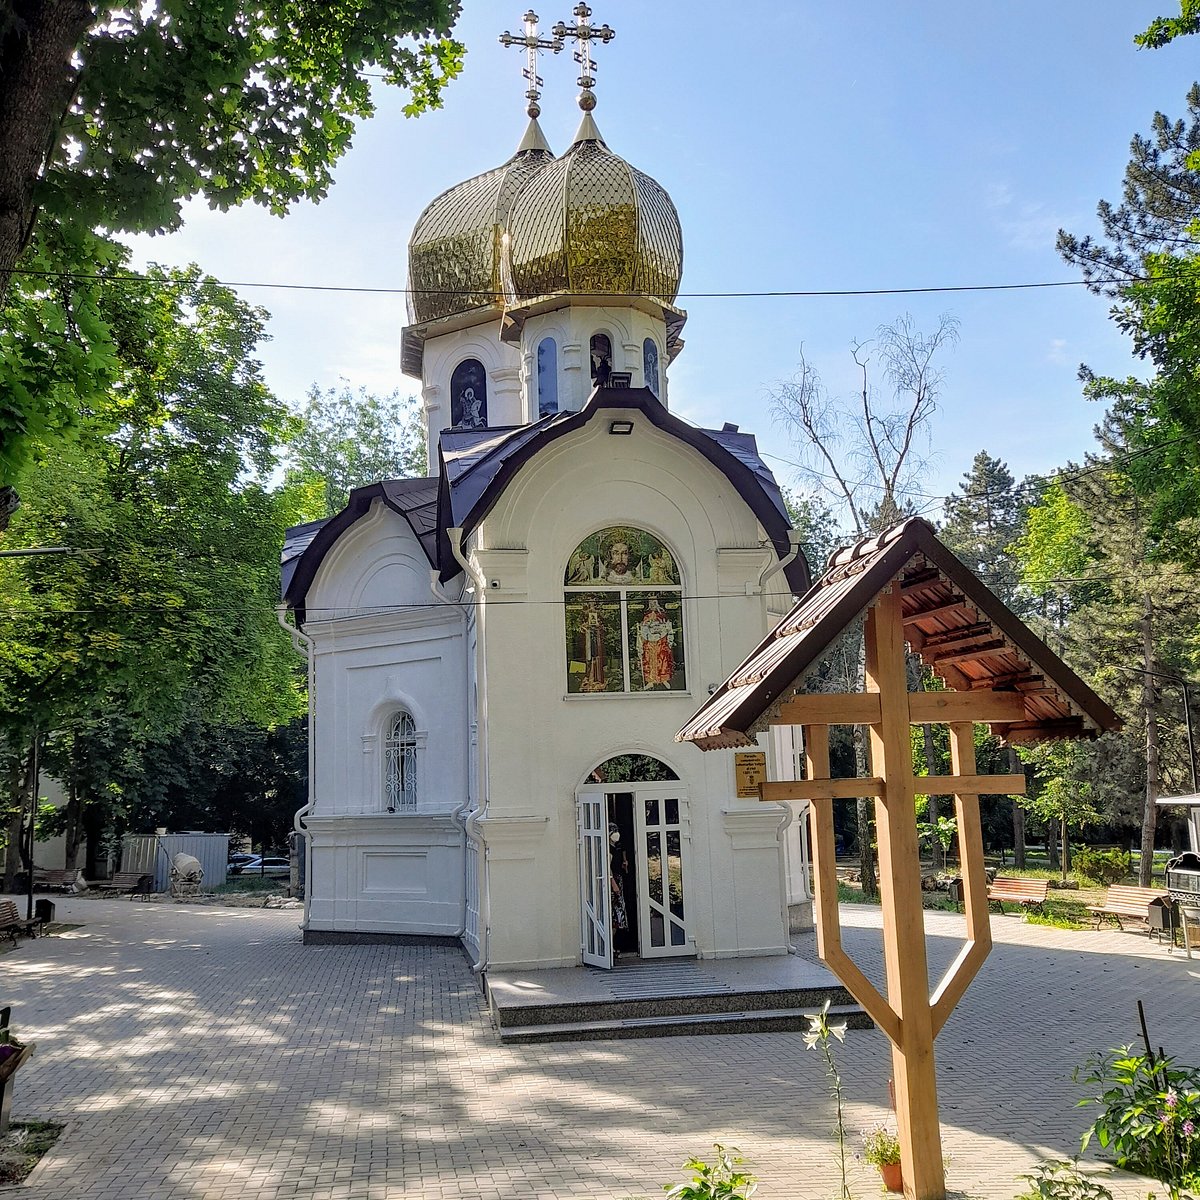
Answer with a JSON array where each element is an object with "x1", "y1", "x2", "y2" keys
[
  {"x1": 302, "y1": 502, "x2": 469, "y2": 935},
  {"x1": 465, "y1": 409, "x2": 793, "y2": 970}
]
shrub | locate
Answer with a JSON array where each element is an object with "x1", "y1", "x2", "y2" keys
[
  {"x1": 663, "y1": 1145, "x2": 756, "y2": 1200},
  {"x1": 1072, "y1": 848, "x2": 1130, "y2": 885},
  {"x1": 1076, "y1": 1046, "x2": 1200, "y2": 1199}
]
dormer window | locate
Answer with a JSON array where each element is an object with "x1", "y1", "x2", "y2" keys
[{"x1": 451, "y1": 359, "x2": 488, "y2": 428}]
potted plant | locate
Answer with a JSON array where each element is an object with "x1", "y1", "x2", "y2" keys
[{"x1": 862, "y1": 1124, "x2": 902, "y2": 1193}]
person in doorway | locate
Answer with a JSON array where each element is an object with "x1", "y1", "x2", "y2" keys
[{"x1": 609, "y1": 829, "x2": 629, "y2": 958}]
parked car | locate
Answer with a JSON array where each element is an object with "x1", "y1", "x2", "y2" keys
[
  {"x1": 229, "y1": 855, "x2": 290, "y2": 879},
  {"x1": 227, "y1": 852, "x2": 257, "y2": 870}
]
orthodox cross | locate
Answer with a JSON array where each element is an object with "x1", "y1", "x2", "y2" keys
[
  {"x1": 499, "y1": 11, "x2": 563, "y2": 120},
  {"x1": 552, "y1": 3, "x2": 615, "y2": 112}
]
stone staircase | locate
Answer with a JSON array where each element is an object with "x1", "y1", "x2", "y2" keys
[{"x1": 485, "y1": 958, "x2": 871, "y2": 1043}]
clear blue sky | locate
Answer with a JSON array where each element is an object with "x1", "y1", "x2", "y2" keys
[{"x1": 129, "y1": 1, "x2": 1200, "y2": 530}]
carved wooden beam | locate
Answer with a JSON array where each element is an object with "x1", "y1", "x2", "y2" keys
[{"x1": 928, "y1": 639, "x2": 1007, "y2": 666}]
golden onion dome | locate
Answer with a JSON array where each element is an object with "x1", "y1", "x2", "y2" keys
[
  {"x1": 504, "y1": 113, "x2": 683, "y2": 307},
  {"x1": 407, "y1": 119, "x2": 555, "y2": 325}
]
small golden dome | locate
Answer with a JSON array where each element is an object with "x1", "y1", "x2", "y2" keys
[
  {"x1": 407, "y1": 120, "x2": 555, "y2": 325},
  {"x1": 504, "y1": 114, "x2": 683, "y2": 306}
]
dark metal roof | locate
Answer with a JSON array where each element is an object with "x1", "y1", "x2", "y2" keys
[
  {"x1": 282, "y1": 387, "x2": 811, "y2": 625},
  {"x1": 435, "y1": 385, "x2": 807, "y2": 591},
  {"x1": 677, "y1": 517, "x2": 1121, "y2": 751},
  {"x1": 280, "y1": 478, "x2": 439, "y2": 625}
]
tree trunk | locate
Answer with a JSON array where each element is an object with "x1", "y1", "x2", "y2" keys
[
  {"x1": 854, "y1": 725, "x2": 877, "y2": 896},
  {"x1": 1061, "y1": 814, "x2": 1070, "y2": 882},
  {"x1": 0, "y1": 0, "x2": 91, "y2": 303},
  {"x1": 82, "y1": 804, "x2": 105, "y2": 880},
  {"x1": 921, "y1": 722, "x2": 941, "y2": 869},
  {"x1": 1008, "y1": 748, "x2": 1026, "y2": 869},
  {"x1": 1139, "y1": 596, "x2": 1160, "y2": 888},
  {"x1": 1047, "y1": 824, "x2": 1059, "y2": 870},
  {"x1": 63, "y1": 765, "x2": 82, "y2": 871}
]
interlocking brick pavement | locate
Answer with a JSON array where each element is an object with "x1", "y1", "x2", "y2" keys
[{"x1": 1, "y1": 895, "x2": 1196, "y2": 1199}]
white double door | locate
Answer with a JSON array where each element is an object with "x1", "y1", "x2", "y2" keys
[{"x1": 576, "y1": 783, "x2": 691, "y2": 969}]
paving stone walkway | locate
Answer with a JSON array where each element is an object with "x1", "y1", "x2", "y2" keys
[{"x1": 2, "y1": 895, "x2": 1196, "y2": 1200}]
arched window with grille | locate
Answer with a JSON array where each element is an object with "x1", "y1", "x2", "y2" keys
[
  {"x1": 384, "y1": 711, "x2": 418, "y2": 811},
  {"x1": 643, "y1": 338, "x2": 660, "y2": 397}
]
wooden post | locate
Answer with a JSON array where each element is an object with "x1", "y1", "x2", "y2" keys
[{"x1": 865, "y1": 588, "x2": 946, "y2": 1200}]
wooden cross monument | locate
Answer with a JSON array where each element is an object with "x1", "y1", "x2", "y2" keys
[{"x1": 678, "y1": 519, "x2": 1119, "y2": 1200}]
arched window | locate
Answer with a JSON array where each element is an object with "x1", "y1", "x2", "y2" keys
[
  {"x1": 643, "y1": 338, "x2": 660, "y2": 397},
  {"x1": 384, "y1": 711, "x2": 418, "y2": 811},
  {"x1": 589, "y1": 333, "x2": 613, "y2": 387},
  {"x1": 564, "y1": 527, "x2": 686, "y2": 694},
  {"x1": 450, "y1": 359, "x2": 488, "y2": 429},
  {"x1": 537, "y1": 337, "x2": 559, "y2": 417}
]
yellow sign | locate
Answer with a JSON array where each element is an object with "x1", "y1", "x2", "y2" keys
[{"x1": 734, "y1": 752, "x2": 768, "y2": 799}]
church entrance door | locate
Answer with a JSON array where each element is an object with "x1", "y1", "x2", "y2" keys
[
  {"x1": 576, "y1": 791, "x2": 612, "y2": 968},
  {"x1": 576, "y1": 778, "x2": 691, "y2": 968},
  {"x1": 630, "y1": 784, "x2": 691, "y2": 958}
]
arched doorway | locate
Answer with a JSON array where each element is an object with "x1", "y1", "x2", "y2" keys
[{"x1": 576, "y1": 755, "x2": 690, "y2": 969}]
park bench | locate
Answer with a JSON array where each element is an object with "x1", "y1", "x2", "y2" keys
[
  {"x1": 33, "y1": 868, "x2": 83, "y2": 892},
  {"x1": 987, "y1": 876, "x2": 1049, "y2": 913},
  {"x1": 0, "y1": 900, "x2": 40, "y2": 943},
  {"x1": 1086, "y1": 884, "x2": 1163, "y2": 930},
  {"x1": 91, "y1": 871, "x2": 155, "y2": 899}
]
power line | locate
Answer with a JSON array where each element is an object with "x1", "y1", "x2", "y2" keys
[{"x1": 10, "y1": 264, "x2": 1141, "y2": 301}]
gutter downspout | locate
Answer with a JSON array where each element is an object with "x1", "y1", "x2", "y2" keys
[
  {"x1": 448, "y1": 527, "x2": 492, "y2": 975},
  {"x1": 276, "y1": 604, "x2": 315, "y2": 926},
  {"x1": 758, "y1": 529, "x2": 802, "y2": 591},
  {"x1": 431, "y1": 570, "x2": 473, "y2": 941}
]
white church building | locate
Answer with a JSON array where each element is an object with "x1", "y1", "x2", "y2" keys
[{"x1": 280, "y1": 14, "x2": 815, "y2": 972}]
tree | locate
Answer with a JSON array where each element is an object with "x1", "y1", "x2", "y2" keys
[
  {"x1": 288, "y1": 384, "x2": 428, "y2": 519},
  {"x1": 772, "y1": 313, "x2": 959, "y2": 895},
  {"x1": 1057, "y1": 87, "x2": 1200, "y2": 558},
  {"x1": 940, "y1": 452, "x2": 1036, "y2": 864},
  {"x1": 0, "y1": 1, "x2": 463, "y2": 302},
  {"x1": 1012, "y1": 426, "x2": 1200, "y2": 885},
  {"x1": 0, "y1": 1, "x2": 463, "y2": 485},
  {"x1": 0, "y1": 258, "x2": 306, "y2": 874},
  {"x1": 1137, "y1": 3, "x2": 1200, "y2": 48}
]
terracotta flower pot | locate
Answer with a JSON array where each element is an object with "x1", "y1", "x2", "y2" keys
[{"x1": 879, "y1": 1161, "x2": 903, "y2": 1193}]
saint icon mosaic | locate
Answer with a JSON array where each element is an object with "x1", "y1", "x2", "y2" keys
[{"x1": 564, "y1": 527, "x2": 686, "y2": 694}]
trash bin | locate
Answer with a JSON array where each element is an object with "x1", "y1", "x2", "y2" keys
[
  {"x1": 33, "y1": 899, "x2": 54, "y2": 924},
  {"x1": 947, "y1": 878, "x2": 964, "y2": 910}
]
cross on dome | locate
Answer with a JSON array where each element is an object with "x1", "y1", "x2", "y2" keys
[
  {"x1": 552, "y1": 3, "x2": 615, "y2": 112},
  {"x1": 499, "y1": 11, "x2": 563, "y2": 120}
]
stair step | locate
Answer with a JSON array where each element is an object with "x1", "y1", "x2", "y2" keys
[
  {"x1": 489, "y1": 985, "x2": 857, "y2": 1028},
  {"x1": 497, "y1": 1004, "x2": 873, "y2": 1043}
]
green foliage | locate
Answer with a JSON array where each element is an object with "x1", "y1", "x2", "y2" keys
[
  {"x1": 860, "y1": 1123, "x2": 900, "y2": 1167},
  {"x1": 1072, "y1": 847, "x2": 1132, "y2": 885},
  {"x1": 0, "y1": 258, "x2": 308, "y2": 858},
  {"x1": 286, "y1": 384, "x2": 428, "y2": 519},
  {"x1": 1012, "y1": 482, "x2": 1091, "y2": 595},
  {"x1": 35, "y1": 2, "x2": 464, "y2": 238},
  {"x1": 1016, "y1": 1161, "x2": 1113, "y2": 1200},
  {"x1": 1, "y1": 1, "x2": 463, "y2": 478},
  {"x1": 1076, "y1": 1046, "x2": 1200, "y2": 1198},
  {"x1": 940, "y1": 450, "x2": 1029, "y2": 611},
  {"x1": 1137, "y1": 2, "x2": 1200, "y2": 48},
  {"x1": 663, "y1": 1146, "x2": 757, "y2": 1200}
]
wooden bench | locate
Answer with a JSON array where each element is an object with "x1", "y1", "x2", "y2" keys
[
  {"x1": 0, "y1": 900, "x2": 40, "y2": 943},
  {"x1": 987, "y1": 876, "x2": 1049, "y2": 912},
  {"x1": 33, "y1": 868, "x2": 83, "y2": 892},
  {"x1": 1087, "y1": 884, "x2": 1163, "y2": 930},
  {"x1": 91, "y1": 871, "x2": 155, "y2": 899}
]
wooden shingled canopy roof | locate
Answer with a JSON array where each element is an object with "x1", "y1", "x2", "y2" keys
[{"x1": 677, "y1": 517, "x2": 1120, "y2": 751}]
